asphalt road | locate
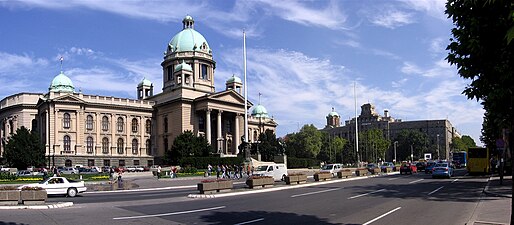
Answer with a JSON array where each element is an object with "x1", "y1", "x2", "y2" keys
[{"x1": 0, "y1": 169, "x2": 489, "y2": 225}]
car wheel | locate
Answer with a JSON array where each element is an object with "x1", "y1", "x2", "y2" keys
[
  {"x1": 67, "y1": 188, "x2": 78, "y2": 197},
  {"x1": 281, "y1": 174, "x2": 286, "y2": 181}
]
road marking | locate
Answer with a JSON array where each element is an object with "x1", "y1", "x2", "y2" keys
[
  {"x1": 362, "y1": 207, "x2": 401, "y2": 225},
  {"x1": 348, "y1": 189, "x2": 386, "y2": 199},
  {"x1": 234, "y1": 218, "x2": 265, "y2": 225},
  {"x1": 408, "y1": 179, "x2": 424, "y2": 184},
  {"x1": 290, "y1": 188, "x2": 342, "y2": 198},
  {"x1": 428, "y1": 186, "x2": 444, "y2": 195},
  {"x1": 112, "y1": 206, "x2": 226, "y2": 220},
  {"x1": 86, "y1": 185, "x2": 197, "y2": 194},
  {"x1": 451, "y1": 179, "x2": 459, "y2": 183},
  {"x1": 388, "y1": 177, "x2": 400, "y2": 180}
]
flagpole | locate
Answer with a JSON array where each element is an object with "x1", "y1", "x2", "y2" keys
[
  {"x1": 243, "y1": 31, "x2": 248, "y2": 144},
  {"x1": 354, "y1": 82, "x2": 360, "y2": 167}
]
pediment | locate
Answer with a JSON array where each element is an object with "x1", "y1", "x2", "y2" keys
[
  {"x1": 52, "y1": 94, "x2": 86, "y2": 103},
  {"x1": 199, "y1": 90, "x2": 252, "y2": 106}
]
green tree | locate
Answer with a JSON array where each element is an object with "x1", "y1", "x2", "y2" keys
[
  {"x1": 446, "y1": 1, "x2": 514, "y2": 219},
  {"x1": 450, "y1": 137, "x2": 467, "y2": 152},
  {"x1": 395, "y1": 130, "x2": 429, "y2": 161},
  {"x1": 166, "y1": 131, "x2": 213, "y2": 165},
  {"x1": 461, "y1": 135, "x2": 477, "y2": 148},
  {"x1": 252, "y1": 129, "x2": 282, "y2": 162},
  {"x1": 3, "y1": 126, "x2": 45, "y2": 170},
  {"x1": 359, "y1": 129, "x2": 390, "y2": 163},
  {"x1": 284, "y1": 124, "x2": 323, "y2": 158},
  {"x1": 318, "y1": 134, "x2": 347, "y2": 163}
]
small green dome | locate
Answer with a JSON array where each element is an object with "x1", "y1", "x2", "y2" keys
[
  {"x1": 328, "y1": 108, "x2": 339, "y2": 117},
  {"x1": 167, "y1": 16, "x2": 211, "y2": 54},
  {"x1": 138, "y1": 77, "x2": 152, "y2": 87},
  {"x1": 49, "y1": 71, "x2": 74, "y2": 93},
  {"x1": 174, "y1": 61, "x2": 192, "y2": 72},
  {"x1": 252, "y1": 104, "x2": 269, "y2": 118},
  {"x1": 226, "y1": 74, "x2": 242, "y2": 84}
]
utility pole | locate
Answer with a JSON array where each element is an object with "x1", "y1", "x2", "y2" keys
[
  {"x1": 410, "y1": 144, "x2": 414, "y2": 162},
  {"x1": 394, "y1": 141, "x2": 398, "y2": 163},
  {"x1": 436, "y1": 134, "x2": 440, "y2": 160}
]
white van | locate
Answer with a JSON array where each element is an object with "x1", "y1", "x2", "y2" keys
[{"x1": 253, "y1": 164, "x2": 288, "y2": 181}]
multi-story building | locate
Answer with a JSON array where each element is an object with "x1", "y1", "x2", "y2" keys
[
  {"x1": 0, "y1": 16, "x2": 277, "y2": 167},
  {"x1": 322, "y1": 103, "x2": 461, "y2": 161}
]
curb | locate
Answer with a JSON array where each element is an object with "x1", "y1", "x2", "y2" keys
[
  {"x1": 0, "y1": 202, "x2": 73, "y2": 210},
  {"x1": 483, "y1": 177, "x2": 512, "y2": 198},
  {"x1": 187, "y1": 172, "x2": 399, "y2": 199}
]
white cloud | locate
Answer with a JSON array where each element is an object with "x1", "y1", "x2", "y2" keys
[
  {"x1": 429, "y1": 37, "x2": 446, "y2": 54},
  {"x1": 400, "y1": 60, "x2": 453, "y2": 78},
  {"x1": 368, "y1": 9, "x2": 414, "y2": 29},
  {"x1": 400, "y1": 0, "x2": 447, "y2": 20},
  {"x1": 0, "y1": 52, "x2": 48, "y2": 73}
]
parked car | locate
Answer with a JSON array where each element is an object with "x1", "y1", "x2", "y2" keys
[
  {"x1": 366, "y1": 163, "x2": 379, "y2": 173},
  {"x1": 425, "y1": 161, "x2": 437, "y2": 174},
  {"x1": 125, "y1": 166, "x2": 137, "y2": 172},
  {"x1": 135, "y1": 166, "x2": 146, "y2": 172},
  {"x1": 253, "y1": 164, "x2": 288, "y2": 181},
  {"x1": 416, "y1": 162, "x2": 427, "y2": 172},
  {"x1": 16, "y1": 170, "x2": 33, "y2": 176},
  {"x1": 19, "y1": 176, "x2": 87, "y2": 197},
  {"x1": 78, "y1": 167, "x2": 99, "y2": 174},
  {"x1": 400, "y1": 163, "x2": 417, "y2": 174},
  {"x1": 59, "y1": 167, "x2": 78, "y2": 175},
  {"x1": 432, "y1": 162, "x2": 454, "y2": 178},
  {"x1": 320, "y1": 164, "x2": 342, "y2": 177},
  {"x1": 380, "y1": 162, "x2": 396, "y2": 172}
]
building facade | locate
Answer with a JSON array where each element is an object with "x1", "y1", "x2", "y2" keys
[
  {"x1": 0, "y1": 16, "x2": 277, "y2": 167},
  {"x1": 322, "y1": 103, "x2": 461, "y2": 161}
]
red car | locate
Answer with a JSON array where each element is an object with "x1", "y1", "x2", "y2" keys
[{"x1": 400, "y1": 163, "x2": 417, "y2": 174}]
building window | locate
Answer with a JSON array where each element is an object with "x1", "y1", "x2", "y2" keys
[
  {"x1": 31, "y1": 119, "x2": 37, "y2": 132},
  {"x1": 86, "y1": 136, "x2": 94, "y2": 153},
  {"x1": 103, "y1": 159, "x2": 110, "y2": 167},
  {"x1": 65, "y1": 159, "x2": 72, "y2": 167},
  {"x1": 199, "y1": 117, "x2": 205, "y2": 132},
  {"x1": 88, "y1": 159, "x2": 95, "y2": 167},
  {"x1": 225, "y1": 120, "x2": 232, "y2": 134},
  {"x1": 119, "y1": 160, "x2": 125, "y2": 167},
  {"x1": 102, "y1": 137, "x2": 109, "y2": 154},
  {"x1": 167, "y1": 65, "x2": 173, "y2": 82},
  {"x1": 134, "y1": 160, "x2": 140, "y2": 166},
  {"x1": 146, "y1": 139, "x2": 151, "y2": 155},
  {"x1": 132, "y1": 138, "x2": 138, "y2": 155},
  {"x1": 164, "y1": 138, "x2": 168, "y2": 152},
  {"x1": 63, "y1": 113, "x2": 71, "y2": 129},
  {"x1": 63, "y1": 135, "x2": 71, "y2": 152},
  {"x1": 164, "y1": 117, "x2": 168, "y2": 133},
  {"x1": 145, "y1": 119, "x2": 151, "y2": 134},
  {"x1": 147, "y1": 160, "x2": 154, "y2": 167},
  {"x1": 117, "y1": 117, "x2": 124, "y2": 132},
  {"x1": 131, "y1": 118, "x2": 138, "y2": 133},
  {"x1": 102, "y1": 116, "x2": 109, "y2": 131},
  {"x1": 253, "y1": 130, "x2": 258, "y2": 142},
  {"x1": 201, "y1": 64, "x2": 208, "y2": 80},
  {"x1": 117, "y1": 138, "x2": 124, "y2": 154},
  {"x1": 86, "y1": 115, "x2": 93, "y2": 130}
]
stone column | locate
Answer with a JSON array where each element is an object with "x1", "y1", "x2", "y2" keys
[
  {"x1": 205, "y1": 109, "x2": 211, "y2": 144},
  {"x1": 234, "y1": 114, "x2": 240, "y2": 155},
  {"x1": 217, "y1": 110, "x2": 222, "y2": 153},
  {"x1": 110, "y1": 114, "x2": 115, "y2": 156},
  {"x1": 95, "y1": 112, "x2": 100, "y2": 156}
]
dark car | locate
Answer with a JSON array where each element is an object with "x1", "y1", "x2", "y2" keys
[
  {"x1": 425, "y1": 161, "x2": 437, "y2": 174},
  {"x1": 366, "y1": 163, "x2": 378, "y2": 173},
  {"x1": 400, "y1": 163, "x2": 417, "y2": 175},
  {"x1": 416, "y1": 162, "x2": 427, "y2": 172}
]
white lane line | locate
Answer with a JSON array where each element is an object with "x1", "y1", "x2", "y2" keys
[
  {"x1": 428, "y1": 186, "x2": 444, "y2": 195},
  {"x1": 451, "y1": 179, "x2": 459, "y2": 183},
  {"x1": 113, "y1": 206, "x2": 226, "y2": 220},
  {"x1": 388, "y1": 177, "x2": 400, "y2": 181},
  {"x1": 408, "y1": 179, "x2": 424, "y2": 184},
  {"x1": 86, "y1": 185, "x2": 197, "y2": 194},
  {"x1": 234, "y1": 218, "x2": 265, "y2": 225},
  {"x1": 290, "y1": 188, "x2": 342, "y2": 198},
  {"x1": 348, "y1": 189, "x2": 386, "y2": 199},
  {"x1": 363, "y1": 207, "x2": 401, "y2": 225}
]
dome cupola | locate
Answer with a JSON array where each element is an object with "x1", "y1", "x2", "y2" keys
[
  {"x1": 251, "y1": 104, "x2": 269, "y2": 118},
  {"x1": 166, "y1": 15, "x2": 211, "y2": 54},
  {"x1": 49, "y1": 71, "x2": 74, "y2": 93},
  {"x1": 174, "y1": 61, "x2": 193, "y2": 72}
]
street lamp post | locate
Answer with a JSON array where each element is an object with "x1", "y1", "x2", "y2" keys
[
  {"x1": 436, "y1": 134, "x2": 440, "y2": 160},
  {"x1": 393, "y1": 141, "x2": 398, "y2": 163},
  {"x1": 410, "y1": 144, "x2": 414, "y2": 162}
]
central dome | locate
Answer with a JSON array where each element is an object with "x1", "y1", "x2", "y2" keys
[
  {"x1": 167, "y1": 16, "x2": 211, "y2": 54},
  {"x1": 252, "y1": 104, "x2": 269, "y2": 118},
  {"x1": 49, "y1": 71, "x2": 74, "y2": 93}
]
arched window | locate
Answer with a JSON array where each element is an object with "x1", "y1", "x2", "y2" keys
[
  {"x1": 132, "y1": 138, "x2": 138, "y2": 155},
  {"x1": 227, "y1": 139, "x2": 232, "y2": 154},
  {"x1": 199, "y1": 117, "x2": 205, "y2": 132},
  {"x1": 9, "y1": 120, "x2": 13, "y2": 134},
  {"x1": 86, "y1": 115, "x2": 93, "y2": 130},
  {"x1": 131, "y1": 118, "x2": 138, "y2": 133},
  {"x1": 117, "y1": 117, "x2": 124, "y2": 132},
  {"x1": 63, "y1": 135, "x2": 71, "y2": 152},
  {"x1": 253, "y1": 130, "x2": 258, "y2": 142},
  {"x1": 102, "y1": 137, "x2": 109, "y2": 154},
  {"x1": 117, "y1": 138, "x2": 124, "y2": 154},
  {"x1": 146, "y1": 139, "x2": 151, "y2": 155},
  {"x1": 63, "y1": 113, "x2": 71, "y2": 129},
  {"x1": 65, "y1": 159, "x2": 72, "y2": 167},
  {"x1": 31, "y1": 119, "x2": 37, "y2": 132},
  {"x1": 164, "y1": 117, "x2": 168, "y2": 133},
  {"x1": 86, "y1": 136, "x2": 94, "y2": 153},
  {"x1": 102, "y1": 116, "x2": 109, "y2": 131},
  {"x1": 145, "y1": 119, "x2": 151, "y2": 134}
]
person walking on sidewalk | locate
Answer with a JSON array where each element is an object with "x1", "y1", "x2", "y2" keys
[{"x1": 157, "y1": 165, "x2": 162, "y2": 179}]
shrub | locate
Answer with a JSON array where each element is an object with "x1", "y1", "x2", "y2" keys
[
  {"x1": 287, "y1": 157, "x2": 320, "y2": 168},
  {"x1": 0, "y1": 172, "x2": 17, "y2": 181}
]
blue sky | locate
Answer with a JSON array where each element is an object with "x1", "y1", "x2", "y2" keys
[{"x1": 0, "y1": 0, "x2": 484, "y2": 144}]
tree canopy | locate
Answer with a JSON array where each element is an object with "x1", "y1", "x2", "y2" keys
[
  {"x1": 3, "y1": 126, "x2": 45, "y2": 170},
  {"x1": 358, "y1": 129, "x2": 390, "y2": 163},
  {"x1": 166, "y1": 131, "x2": 213, "y2": 164},
  {"x1": 251, "y1": 129, "x2": 283, "y2": 162},
  {"x1": 394, "y1": 130, "x2": 430, "y2": 161},
  {"x1": 284, "y1": 124, "x2": 323, "y2": 158}
]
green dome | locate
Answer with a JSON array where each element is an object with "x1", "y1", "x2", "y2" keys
[
  {"x1": 49, "y1": 71, "x2": 74, "y2": 93},
  {"x1": 252, "y1": 104, "x2": 269, "y2": 118},
  {"x1": 328, "y1": 111, "x2": 339, "y2": 117},
  {"x1": 167, "y1": 16, "x2": 211, "y2": 54},
  {"x1": 174, "y1": 61, "x2": 192, "y2": 72},
  {"x1": 226, "y1": 74, "x2": 242, "y2": 84},
  {"x1": 138, "y1": 77, "x2": 152, "y2": 87}
]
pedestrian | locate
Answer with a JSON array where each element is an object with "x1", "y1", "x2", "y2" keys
[
  {"x1": 216, "y1": 164, "x2": 221, "y2": 179},
  {"x1": 239, "y1": 164, "x2": 243, "y2": 179},
  {"x1": 157, "y1": 165, "x2": 162, "y2": 179},
  {"x1": 171, "y1": 166, "x2": 177, "y2": 178},
  {"x1": 109, "y1": 167, "x2": 114, "y2": 183},
  {"x1": 207, "y1": 164, "x2": 213, "y2": 177}
]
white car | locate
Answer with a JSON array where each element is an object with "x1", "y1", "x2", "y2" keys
[
  {"x1": 320, "y1": 164, "x2": 343, "y2": 177},
  {"x1": 19, "y1": 176, "x2": 87, "y2": 197}
]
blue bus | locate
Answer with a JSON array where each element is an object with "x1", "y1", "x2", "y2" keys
[{"x1": 453, "y1": 151, "x2": 467, "y2": 168}]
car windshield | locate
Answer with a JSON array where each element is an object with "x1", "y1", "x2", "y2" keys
[
  {"x1": 427, "y1": 162, "x2": 436, "y2": 166},
  {"x1": 435, "y1": 163, "x2": 448, "y2": 167},
  {"x1": 256, "y1": 166, "x2": 268, "y2": 171},
  {"x1": 321, "y1": 165, "x2": 334, "y2": 170}
]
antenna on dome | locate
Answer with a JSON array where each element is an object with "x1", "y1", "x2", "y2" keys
[
  {"x1": 60, "y1": 56, "x2": 64, "y2": 73},
  {"x1": 258, "y1": 92, "x2": 262, "y2": 105}
]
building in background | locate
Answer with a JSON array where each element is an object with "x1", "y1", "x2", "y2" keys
[{"x1": 0, "y1": 16, "x2": 277, "y2": 167}]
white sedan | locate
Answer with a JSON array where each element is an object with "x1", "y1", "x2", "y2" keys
[{"x1": 19, "y1": 176, "x2": 87, "y2": 197}]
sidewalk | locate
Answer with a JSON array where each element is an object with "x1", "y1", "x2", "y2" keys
[{"x1": 469, "y1": 175, "x2": 512, "y2": 225}]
